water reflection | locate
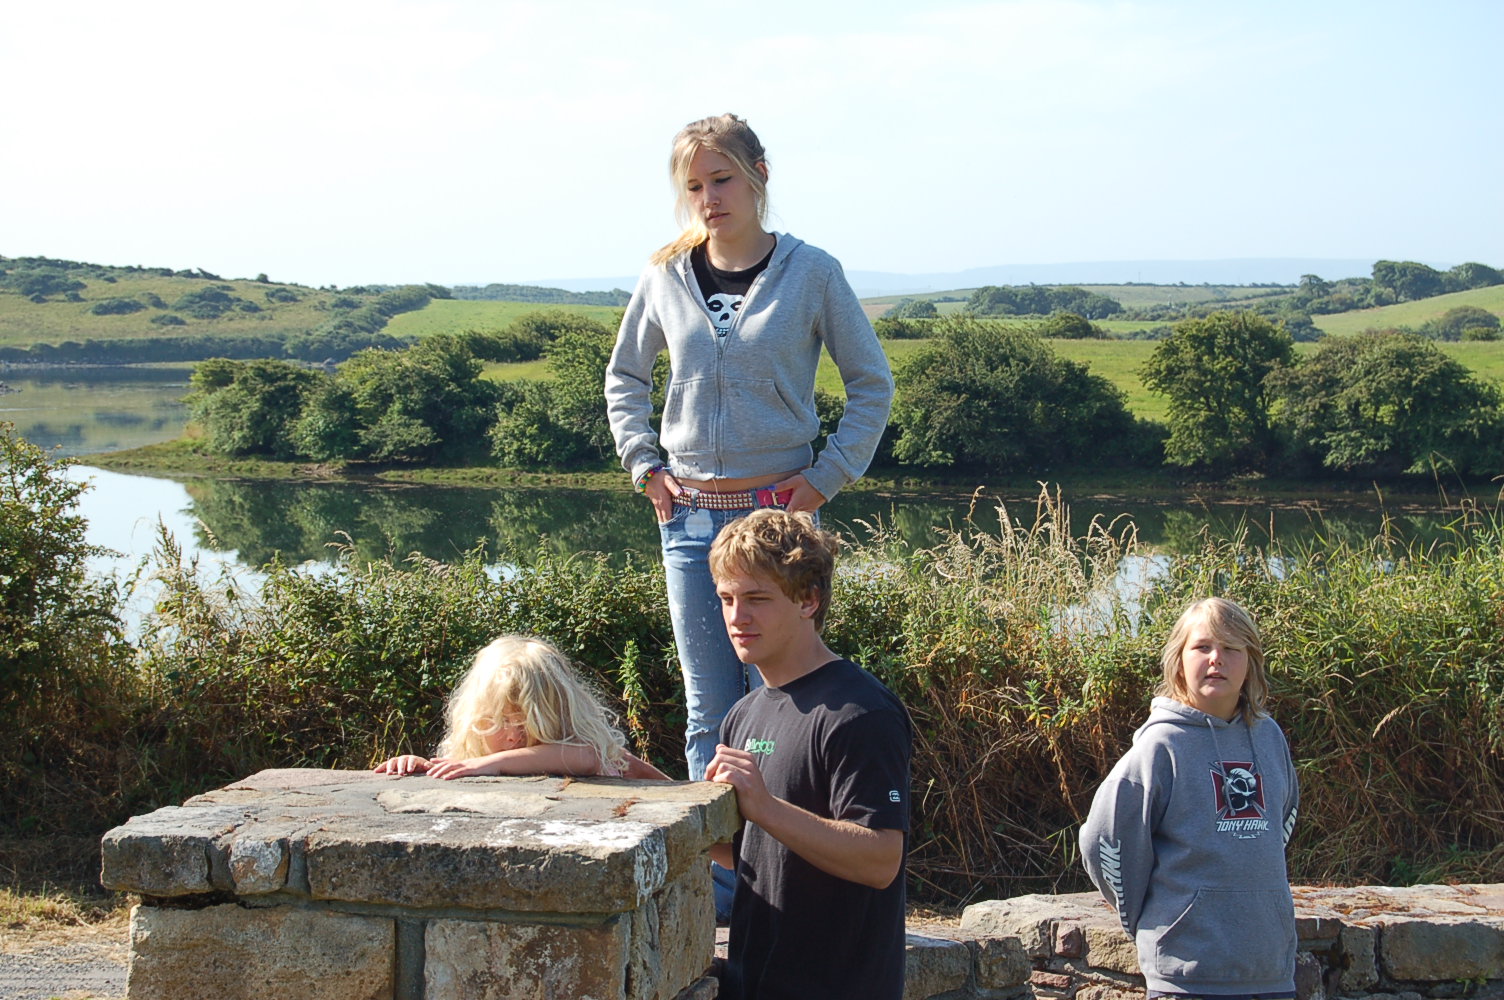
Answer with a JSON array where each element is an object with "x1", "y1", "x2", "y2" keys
[
  {"x1": 0, "y1": 367, "x2": 191, "y2": 457},
  {"x1": 72, "y1": 466, "x2": 1500, "y2": 582}
]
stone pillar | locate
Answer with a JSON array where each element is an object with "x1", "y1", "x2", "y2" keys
[{"x1": 101, "y1": 768, "x2": 740, "y2": 1000}]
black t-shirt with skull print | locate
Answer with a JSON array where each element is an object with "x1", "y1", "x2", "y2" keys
[{"x1": 691, "y1": 240, "x2": 775, "y2": 336}]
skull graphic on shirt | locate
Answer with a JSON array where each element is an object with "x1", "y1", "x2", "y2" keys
[{"x1": 705, "y1": 292, "x2": 745, "y2": 336}]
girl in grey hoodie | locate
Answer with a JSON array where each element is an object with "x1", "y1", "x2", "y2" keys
[
  {"x1": 604, "y1": 114, "x2": 893, "y2": 920},
  {"x1": 1081, "y1": 598, "x2": 1299, "y2": 998}
]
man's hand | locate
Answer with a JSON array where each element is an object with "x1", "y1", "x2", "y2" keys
[
  {"x1": 707, "y1": 744, "x2": 775, "y2": 823},
  {"x1": 707, "y1": 743, "x2": 902, "y2": 889}
]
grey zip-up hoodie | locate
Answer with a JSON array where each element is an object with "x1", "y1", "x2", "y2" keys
[
  {"x1": 1080, "y1": 697, "x2": 1299, "y2": 995},
  {"x1": 604, "y1": 234, "x2": 893, "y2": 501}
]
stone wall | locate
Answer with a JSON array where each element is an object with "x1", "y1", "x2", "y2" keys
[
  {"x1": 953, "y1": 885, "x2": 1504, "y2": 1000},
  {"x1": 101, "y1": 768, "x2": 740, "y2": 1000},
  {"x1": 99, "y1": 770, "x2": 1501, "y2": 1000}
]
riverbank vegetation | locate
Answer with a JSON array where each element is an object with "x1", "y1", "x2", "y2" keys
[
  {"x1": 175, "y1": 307, "x2": 1504, "y2": 488},
  {"x1": 4, "y1": 422, "x2": 1501, "y2": 905}
]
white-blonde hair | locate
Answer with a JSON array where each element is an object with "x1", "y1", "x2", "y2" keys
[
  {"x1": 650, "y1": 113, "x2": 769, "y2": 266},
  {"x1": 438, "y1": 635, "x2": 629, "y2": 773}
]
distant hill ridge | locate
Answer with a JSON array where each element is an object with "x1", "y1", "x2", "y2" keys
[
  {"x1": 522, "y1": 257, "x2": 1427, "y2": 298},
  {"x1": 450, "y1": 283, "x2": 631, "y2": 307}
]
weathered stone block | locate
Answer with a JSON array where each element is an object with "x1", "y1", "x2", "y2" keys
[
  {"x1": 230, "y1": 834, "x2": 290, "y2": 894},
  {"x1": 1055, "y1": 922, "x2": 1085, "y2": 958},
  {"x1": 1338, "y1": 923, "x2": 1379, "y2": 992},
  {"x1": 674, "y1": 978, "x2": 719, "y2": 1000},
  {"x1": 1076, "y1": 986, "x2": 1140, "y2": 1000},
  {"x1": 1378, "y1": 917, "x2": 1504, "y2": 981},
  {"x1": 128, "y1": 902, "x2": 394, "y2": 1000},
  {"x1": 426, "y1": 915, "x2": 630, "y2": 1000},
  {"x1": 629, "y1": 868, "x2": 715, "y2": 1000},
  {"x1": 971, "y1": 935, "x2": 1033, "y2": 989},
  {"x1": 304, "y1": 815, "x2": 670, "y2": 913},
  {"x1": 963, "y1": 893, "x2": 1069, "y2": 957},
  {"x1": 1031, "y1": 970, "x2": 1073, "y2": 990},
  {"x1": 100, "y1": 805, "x2": 244, "y2": 895},
  {"x1": 1294, "y1": 949, "x2": 1325, "y2": 1000},
  {"x1": 1082, "y1": 921, "x2": 1139, "y2": 975},
  {"x1": 903, "y1": 932, "x2": 971, "y2": 999}
]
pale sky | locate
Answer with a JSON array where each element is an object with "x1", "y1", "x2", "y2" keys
[{"x1": 3, "y1": 0, "x2": 1499, "y2": 289}]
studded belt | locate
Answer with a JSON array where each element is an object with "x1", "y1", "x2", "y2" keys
[{"x1": 671, "y1": 486, "x2": 795, "y2": 511}]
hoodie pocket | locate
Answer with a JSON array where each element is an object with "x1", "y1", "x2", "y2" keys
[
  {"x1": 1151, "y1": 888, "x2": 1294, "y2": 983},
  {"x1": 662, "y1": 374, "x2": 815, "y2": 460},
  {"x1": 719, "y1": 376, "x2": 815, "y2": 455}
]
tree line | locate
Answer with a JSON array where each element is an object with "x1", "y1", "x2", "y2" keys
[
  {"x1": 877, "y1": 259, "x2": 1504, "y2": 344},
  {"x1": 187, "y1": 310, "x2": 1504, "y2": 483}
]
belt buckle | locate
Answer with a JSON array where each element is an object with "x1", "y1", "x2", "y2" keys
[
  {"x1": 755, "y1": 487, "x2": 793, "y2": 508},
  {"x1": 683, "y1": 486, "x2": 701, "y2": 512}
]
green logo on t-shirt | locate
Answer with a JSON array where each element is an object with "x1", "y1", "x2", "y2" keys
[{"x1": 744, "y1": 738, "x2": 776, "y2": 756}]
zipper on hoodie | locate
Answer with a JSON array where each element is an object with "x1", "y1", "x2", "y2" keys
[{"x1": 697, "y1": 242, "x2": 783, "y2": 480}]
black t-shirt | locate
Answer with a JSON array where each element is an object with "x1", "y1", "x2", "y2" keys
[
  {"x1": 718, "y1": 658, "x2": 913, "y2": 1000},
  {"x1": 691, "y1": 240, "x2": 774, "y2": 337}
]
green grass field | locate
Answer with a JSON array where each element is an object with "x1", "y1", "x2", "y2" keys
[
  {"x1": 1312, "y1": 285, "x2": 1504, "y2": 337},
  {"x1": 0, "y1": 274, "x2": 347, "y2": 347},
  {"x1": 861, "y1": 283, "x2": 1292, "y2": 317},
  {"x1": 386, "y1": 299, "x2": 622, "y2": 338}
]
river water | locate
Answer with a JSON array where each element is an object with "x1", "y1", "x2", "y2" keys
[{"x1": 11, "y1": 368, "x2": 1498, "y2": 594}]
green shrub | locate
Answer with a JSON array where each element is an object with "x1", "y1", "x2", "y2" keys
[
  {"x1": 0, "y1": 425, "x2": 131, "y2": 836},
  {"x1": 6, "y1": 478, "x2": 1502, "y2": 901},
  {"x1": 873, "y1": 316, "x2": 935, "y2": 339},
  {"x1": 90, "y1": 298, "x2": 146, "y2": 316}
]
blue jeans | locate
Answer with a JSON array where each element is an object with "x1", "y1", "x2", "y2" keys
[
  {"x1": 661, "y1": 499, "x2": 800, "y2": 923},
  {"x1": 658, "y1": 503, "x2": 765, "y2": 785}
]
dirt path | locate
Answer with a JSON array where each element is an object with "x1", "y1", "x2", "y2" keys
[{"x1": 0, "y1": 915, "x2": 129, "y2": 1000}]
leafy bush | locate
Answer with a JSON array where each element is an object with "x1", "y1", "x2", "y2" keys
[
  {"x1": 890, "y1": 317, "x2": 1137, "y2": 470},
  {"x1": 187, "y1": 358, "x2": 328, "y2": 458},
  {"x1": 489, "y1": 322, "x2": 624, "y2": 468},
  {"x1": 0, "y1": 424, "x2": 127, "y2": 716},
  {"x1": 884, "y1": 297, "x2": 939, "y2": 320},
  {"x1": 90, "y1": 298, "x2": 146, "y2": 316},
  {"x1": 873, "y1": 317, "x2": 935, "y2": 339},
  {"x1": 1141, "y1": 311, "x2": 1293, "y2": 472},
  {"x1": 150, "y1": 313, "x2": 187, "y2": 327},
  {"x1": 1268, "y1": 330, "x2": 1504, "y2": 477},
  {"x1": 1421, "y1": 305, "x2": 1500, "y2": 341},
  {"x1": 172, "y1": 286, "x2": 244, "y2": 319},
  {"x1": 1040, "y1": 311, "x2": 1106, "y2": 339},
  {"x1": 0, "y1": 425, "x2": 131, "y2": 839},
  {"x1": 9, "y1": 270, "x2": 85, "y2": 297}
]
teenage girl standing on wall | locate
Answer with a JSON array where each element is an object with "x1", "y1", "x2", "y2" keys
[{"x1": 605, "y1": 113, "x2": 894, "y2": 916}]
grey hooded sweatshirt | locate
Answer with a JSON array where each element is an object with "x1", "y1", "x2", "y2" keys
[
  {"x1": 604, "y1": 234, "x2": 893, "y2": 501},
  {"x1": 1080, "y1": 697, "x2": 1299, "y2": 995}
]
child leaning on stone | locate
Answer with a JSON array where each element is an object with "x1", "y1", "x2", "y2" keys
[{"x1": 374, "y1": 634, "x2": 669, "y2": 781}]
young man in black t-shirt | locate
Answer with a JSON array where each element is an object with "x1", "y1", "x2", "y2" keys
[{"x1": 705, "y1": 509, "x2": 912, "y2": 1000}]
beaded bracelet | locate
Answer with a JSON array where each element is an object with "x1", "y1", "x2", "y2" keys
[{"x1": 634, "y1": 464, "x2": 666, "y2": 493}]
